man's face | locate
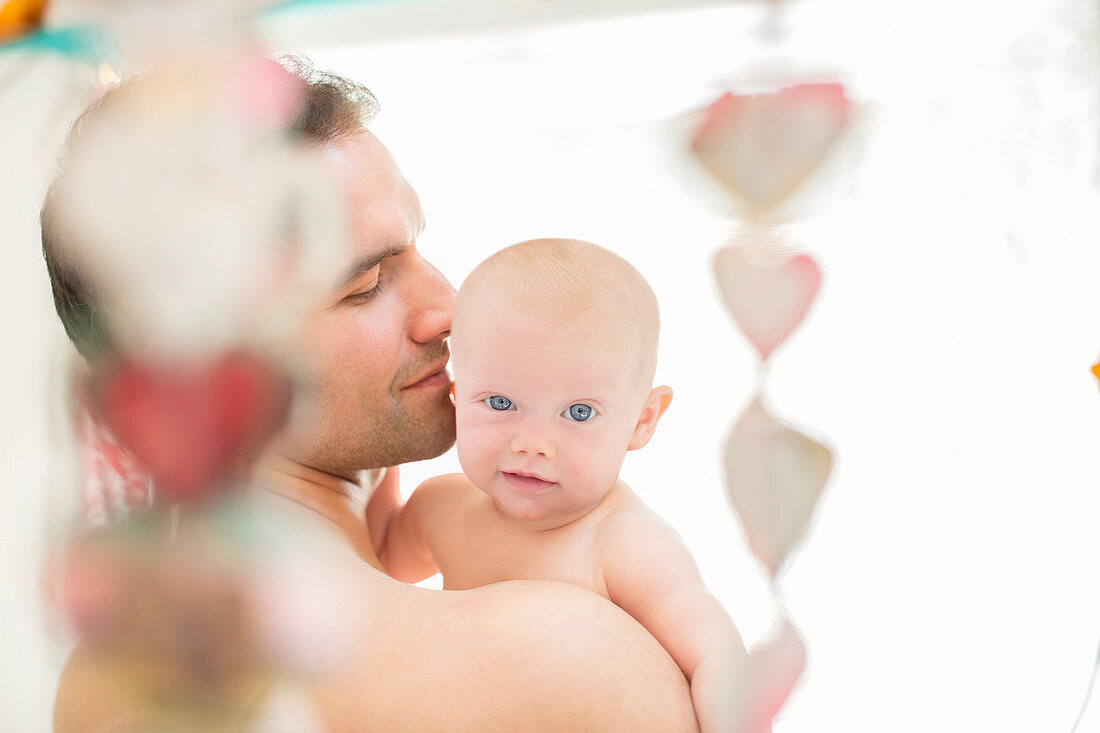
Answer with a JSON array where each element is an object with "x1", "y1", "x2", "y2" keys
[{"x1": 276, "y1": 131, "x2": 456, "y2": 476}]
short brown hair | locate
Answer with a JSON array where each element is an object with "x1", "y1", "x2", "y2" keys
[{"x1": 40, "y1": 56, "x2": 378, "y2": 362}]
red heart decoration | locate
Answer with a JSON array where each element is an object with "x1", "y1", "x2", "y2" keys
[
  {"x1": 691, "y1": 83, "x2": 851, "y2": 213},
  {"x1": 92, "y1": 353, "x2": 290, "y2": 503}
]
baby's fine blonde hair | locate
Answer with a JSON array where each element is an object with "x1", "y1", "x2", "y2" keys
[{"x1": 456, "y1": 238, "x2": 661, "y2": 387}]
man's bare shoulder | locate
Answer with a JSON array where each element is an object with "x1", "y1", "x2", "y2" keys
[
  {"x1": 350, "y1": 579, "x2": 699, "y2": 732},
  {"x1": 54, "y1": 643, "x2": 133, "y2": 732},
  {"x1": 54, "y1": 575, "x2": 697, "y2": 732},
  {"x1": 472, "y1": 580, "x2": 698, "y2": 731}
]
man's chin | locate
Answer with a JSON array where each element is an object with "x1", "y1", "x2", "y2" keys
[
  {"x1": 267, "y1": 394, "x2": 455, "y2": 475},
  {"x1": 381, "y1": 399, "x2": 456, "y2": 466}
]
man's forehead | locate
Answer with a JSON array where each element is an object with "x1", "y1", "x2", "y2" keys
[
  {"x1": 321, "y1": 131, "x2": 425, "y2": 288},
  {"x1": 321, "y1": 130, "x2": 401, "y2": 201}
]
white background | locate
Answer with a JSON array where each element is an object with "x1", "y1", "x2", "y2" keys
[{"x1": 3, "y1": 0, "x2": 1100, "y2": 730}]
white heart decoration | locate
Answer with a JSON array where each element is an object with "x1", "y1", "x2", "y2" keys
[
  {"x1": 713, "y1": 244, "x2": 822, "y2": 361},
  {"x1": 723, "y1": 396, "x2": 832, "y2": 577},
  {"x1": 691, "y1": 83, "x2": 851, "y2": 214}
]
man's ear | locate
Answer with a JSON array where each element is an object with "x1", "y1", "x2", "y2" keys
[{"x1": 628, "y1": 385, "x2": 673, "y2": 451}]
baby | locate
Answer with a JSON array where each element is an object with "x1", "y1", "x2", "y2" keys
[{"x1": 375, "y1": 238, "x2": 752, "y2": 732}]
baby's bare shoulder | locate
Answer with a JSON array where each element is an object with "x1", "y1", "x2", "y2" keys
[
  {"x1": 403, "y1": 474, "x2": 482, "y2": 543},
  {"x1": 409, "y1": 473, "x2": 478, "y2": 508},
  {"x1": 594, "y1": 484, "x2": 685, "y2": 556},
  {"x1": 415, "y1": 472, "x2": 476, "y2": 494}
]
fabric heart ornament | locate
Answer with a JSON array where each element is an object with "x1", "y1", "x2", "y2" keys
[
  {"x1": 691, "y1": 83, "x2": 851, "y2": 214},
  {"x1": 723, "y1": 396, "x2": 832, "y2": 577},
  {"x1": 742, "y1": 618, "x2": 807, "y2": 733},
  {"x1": 226, "y1": 53, "x2": 306, "y2": 132},
  {"x1": 713, "y1": 244, "x2": 821, "y2": 361},
  {"x1": 92, "y1": 353, "x2": 290, "y2": 503},
  {"x1": 52, "y1": 531, "x2": 134, "y2": 640}
]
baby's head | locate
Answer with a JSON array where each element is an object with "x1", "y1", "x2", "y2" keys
[{"x1": 451, "y1": 238, "x2": 672, "y2": 527}]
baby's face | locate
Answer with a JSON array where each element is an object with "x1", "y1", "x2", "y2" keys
[{"x1": 452, "y1": 295, "x2": 648, "y2": 527}]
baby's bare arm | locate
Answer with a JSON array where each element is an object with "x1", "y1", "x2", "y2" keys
[
  {"x1": 376, "y1": 474, "x2": 468, "y2": 583},
  {"x1": 365, "y1": 466, "x2": 401, "y2": 555},
  {"x1": 601, "y1": 512, "x2": 751, "y2": 733}
]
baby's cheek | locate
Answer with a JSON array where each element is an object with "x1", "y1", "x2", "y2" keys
[{"x1": 455, "y1": 422, "x2": 499, "y2": 472}]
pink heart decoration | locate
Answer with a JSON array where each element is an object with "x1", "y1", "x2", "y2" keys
[
  {"x1": 53, "y1": 534, "x2": 133, "y2": 640},
  {"x1": 743, "y1": 618, "x2": 807, "y2": 732},
  {"x1": 723, "y1": 396, "x2": 832, "y2": 577},
  {"x1": 227, "y1": 54, "x2": 307, "y2": 130},
  {"x1": 92, "y1": 353, "x2": 290, "y2": 503},
  {"x1": 691, "y1": 83, "x2": 851, "y2": 213},
  {"x1": 713, "y1": 245, "x2": 822, "y2": 361}
]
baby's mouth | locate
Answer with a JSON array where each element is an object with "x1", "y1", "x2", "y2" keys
[{"x1": 501, "y1": 471, "x2": 557, "y2": 493}]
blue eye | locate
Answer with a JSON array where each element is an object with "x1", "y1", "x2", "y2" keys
[
  {"x1": 486, "y1": 395, "x2": 513, "y2": 411},
  {"x1": 564, "y1": 403, "x2": 594, "y2": 422}
]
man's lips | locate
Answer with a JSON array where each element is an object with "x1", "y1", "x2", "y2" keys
[
  {"x1": 502, "y1": 471, "x2": 557, "y2": 493},
  {"x1": 402, "y1": 362, "x2": 451, "y2": 391}
]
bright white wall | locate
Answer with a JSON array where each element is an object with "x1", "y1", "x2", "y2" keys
[{"x1": 0, "y1": 54, "x2": 94, "y2": 731}]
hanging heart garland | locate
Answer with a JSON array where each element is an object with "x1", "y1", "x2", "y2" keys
[
  {"x1": 691, "y1": 82, "x2": 852, "y2": 216},
  {"x1": 722, "y1": 394, "x2": 833, "y2": 578},
  {"x1": 90, "y1": 352, "x2": 290, "y2": 504},
  {"x1": 713, "y1": 242, "x2": 822, "y2": 362}
]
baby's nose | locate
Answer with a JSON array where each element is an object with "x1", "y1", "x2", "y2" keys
[{"x1": 509, "y1": 428, "x2": 555, "y2": 459}]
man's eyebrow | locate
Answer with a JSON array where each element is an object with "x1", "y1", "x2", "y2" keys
[{"x1": 337, "y1": 245, "x2": 408, "y2": 290}]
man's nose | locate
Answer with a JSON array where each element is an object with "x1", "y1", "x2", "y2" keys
[
  {"x1": 409, "y1": 254, "x2": 456, "y2": 345},
  {"x1": 510, "y1": 425, "x2": 555, "y2": 459}
]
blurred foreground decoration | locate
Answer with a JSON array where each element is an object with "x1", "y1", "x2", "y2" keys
[
  {"x1": 43, "y1": 50, "x2": 352, "y2": 729},
  {"x1": 50, "y1": 55, "x2": 345, "y2": 359},
  {"x1": 0, "y1": 0, "x2": 48, "y2": 42},
  {"x1": 691, "y1": 79, "x2": 854, "y2": 727},
  {"x1": 0, "y1": 0, "x2": 107, "y2": 64},
  {"x1": 90, "y1": 354, "x2": 290, "y2": 504},
  {"x1": 52, "y1": 498, "x2": 351, "y2": 731}
]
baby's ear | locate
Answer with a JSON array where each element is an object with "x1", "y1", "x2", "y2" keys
[{"x1": 628, "y1": 385, "x2": 673, "y2": 451}]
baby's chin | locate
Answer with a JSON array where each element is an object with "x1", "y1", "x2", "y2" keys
[
  {"x1": 489, "y1": 493, "x2": 565, "y2": 526},
  {"x1": 489, "y1": 487, "x2": 609, "y2": 530}
]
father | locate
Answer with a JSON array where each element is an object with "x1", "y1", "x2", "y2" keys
[{"x1": 44, "y1": 59, "x2": 698, "y2": 730}]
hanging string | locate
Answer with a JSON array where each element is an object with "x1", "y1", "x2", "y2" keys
[{"x1": 1070, "y1": 637, "x2": 1100, "y2": 733}]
